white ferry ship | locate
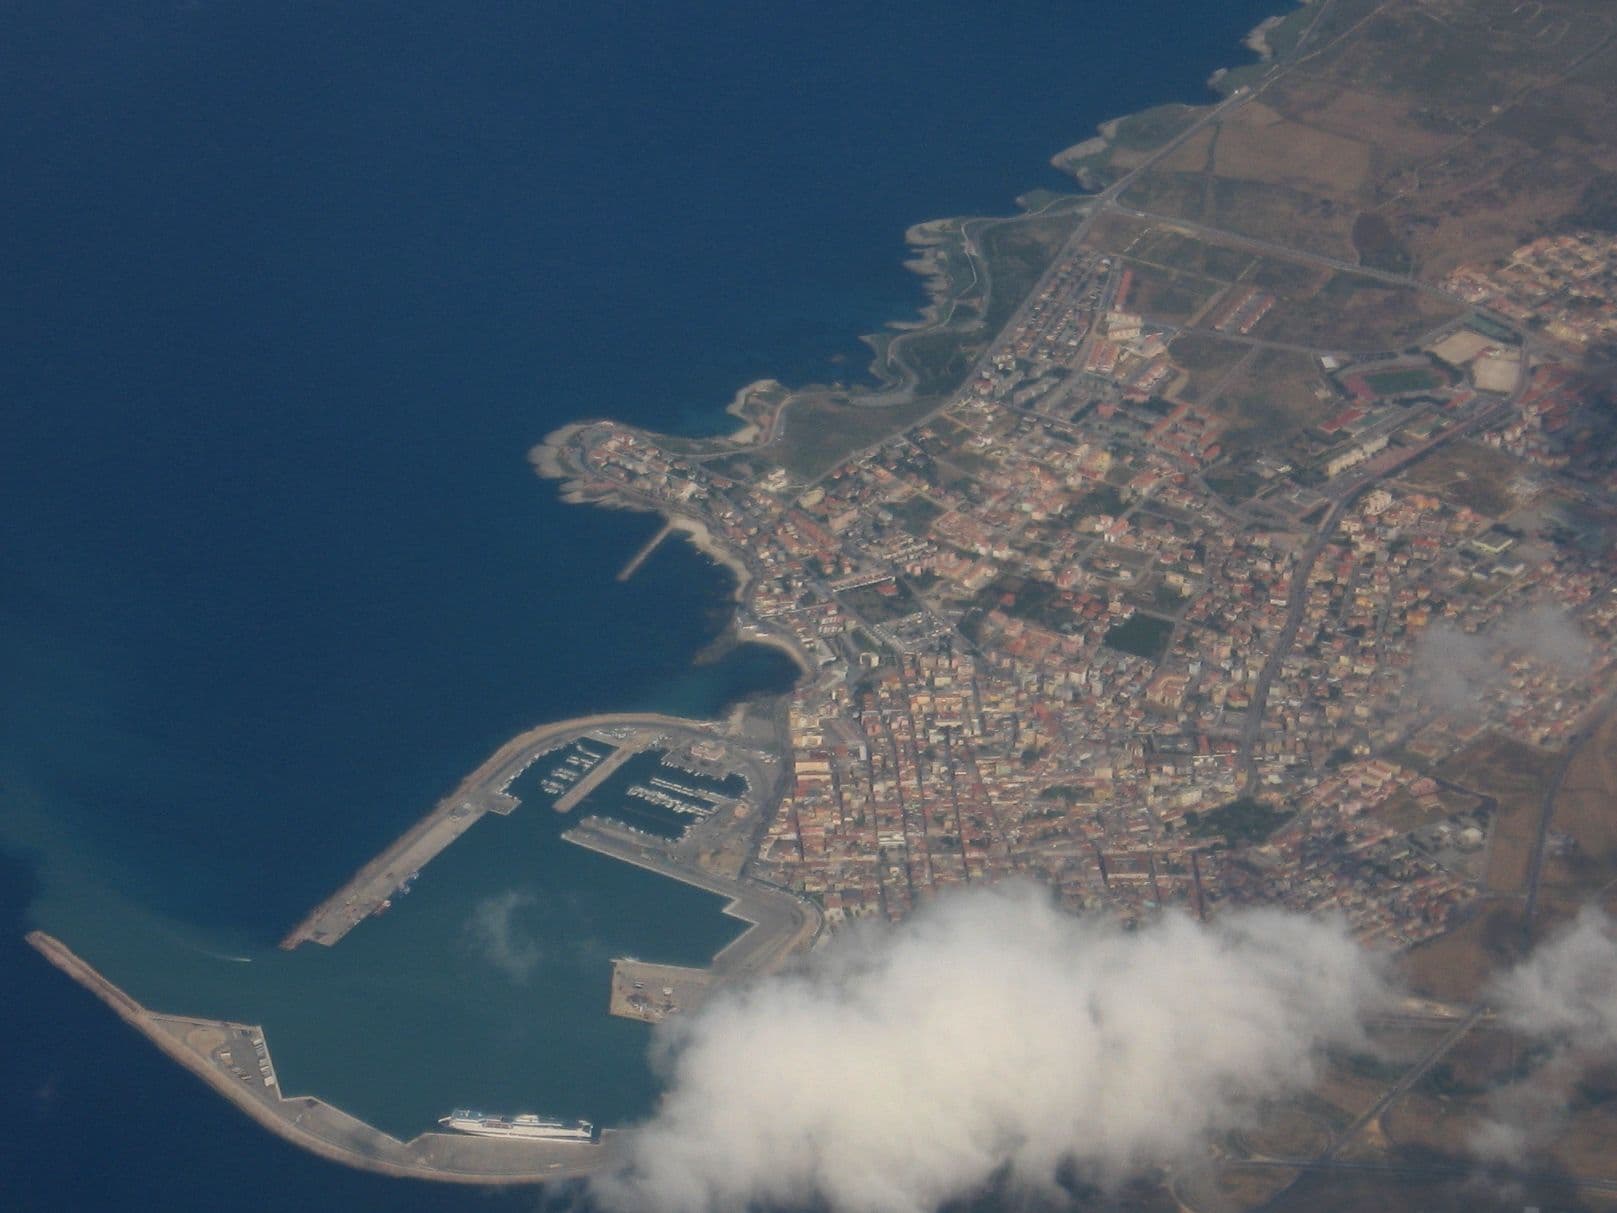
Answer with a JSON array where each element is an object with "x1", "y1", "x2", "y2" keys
[{"x1": 438, "y1": 1109, "x2": 595, "y2": 1141}]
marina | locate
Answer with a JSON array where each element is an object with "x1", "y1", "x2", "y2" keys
[
  {"x1": 577, "y1": 748, "x2": 751, "y2": 841},
  {"x1": 552, "y1": 732, "x2": 659, "y2": 814},
  {"x1": 277, "y1": 712, "x2": 720, "y2": 950},
  {"x1": 20, "y1": 720, "x2": 818, "y2": 1184}
]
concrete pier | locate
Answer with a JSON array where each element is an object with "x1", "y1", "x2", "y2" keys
[
  {"x1": 564, "y1": 818, "x2": 821, "y2": 978},
  {"x1": 616, "y1": 521, "x2": 672, "y2": 582},
  {"x1": 27, "y1": 932, "x2": 622, "y2": 1185},
  {"x1": 552, "y1": 730, "x2": 659, "y2": 813},
  {"x1": 609, "y1": 958, "x2": 714, "y2": 1022}
]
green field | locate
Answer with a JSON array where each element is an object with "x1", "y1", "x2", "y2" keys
[
  {"x1": 1361, "y1": 367, "x2": 1444, "y2": 395},
  {"x1": 768, "y1": 391, "x2": 945, "y2": 481},
  {"x1": 1109, "y1": 104, "x2": 1200, "y2": 151}
]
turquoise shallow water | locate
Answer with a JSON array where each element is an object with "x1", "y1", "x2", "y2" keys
[{"x1": 0, "y1": 1, "x2": 1282, "y2": 1207}]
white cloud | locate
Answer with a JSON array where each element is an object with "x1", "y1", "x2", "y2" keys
[
  {"x1": 597, "y1": 883, "x2": 1392, "y2": 1213},
  {"x1": 1492, "y1": 908, "x2": 1617, "y2": 1054},
  {"x1": 1412, "y1": 605, "x2": 1591, "y2": 715},
  {"x1": 1472, "y1": 908, "x2": 1617, "y2": 1162},
  {"x1": 464, "y1": 889, "x2": 543, "y2": 983}
]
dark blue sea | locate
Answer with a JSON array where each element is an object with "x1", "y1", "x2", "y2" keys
[{"x1": 0, "y1": 3, "x2": 1280, "y2": 1208}]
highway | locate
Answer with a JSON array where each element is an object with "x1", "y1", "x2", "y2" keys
[
  {"x1": 1325, "y1": 1007, "x2": 1487, "y2": 1162},
  {"x1": 1520, "y1": 698, "x2": 1613, "y2": 936},
  {"x1": 1235, "y1": 1155, "x2": 1617, "y2": 1197}
]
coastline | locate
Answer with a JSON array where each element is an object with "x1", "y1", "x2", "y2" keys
[{"x1": 21, "y1": 1, "x2": 1295, "y2": 1186}]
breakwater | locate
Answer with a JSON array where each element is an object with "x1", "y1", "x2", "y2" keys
[
  {"x1": 279, "y1": 713, "x2": 720, "y2": 949},
  {"x1": 28, "y1": 932, "x2": 622, "y2": 1184}
]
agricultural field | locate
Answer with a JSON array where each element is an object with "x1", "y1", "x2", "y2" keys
[
  {"x1": 1397, "y1": 440, "x2": 1529, "y2": 519},
  {"x1": 1205, "y1": 348, "x2": 1335, "y2": 454},
  {"x1": 1167, "y1": 333, "x2": 1252, "y2": 403},
  {"x1": 1255, "y1": 272, "x2": 1462, "y2": 351},
  {"x1": 1121, "y1": 263, "x2": 1224, "y2": 324}
]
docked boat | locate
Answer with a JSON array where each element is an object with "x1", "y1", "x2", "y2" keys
[{"x1": 438, "y1": 1110, "x2": 595, "y2": 1141}]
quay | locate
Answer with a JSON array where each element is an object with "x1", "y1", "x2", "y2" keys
[
  {"x1": 27, "y1": 932, "x2": 622, "y2": 1185},
  {"x1": 564, "y1": 818, "x2": 821, "y2": 978},
  {"x1": 609, "y1": 958, "x2": 714, "y2": 1023},
  {"x1": 553, "y1": 730, "x2": 659, "y2": 814},
  {"x1": 280, "y1": 712, "x2": 720, "y2": 949},
  {"x1": 615, "y1": 521, "x2": 672, "y2": 582}
]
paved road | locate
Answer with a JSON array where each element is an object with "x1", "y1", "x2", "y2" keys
[
  {"x1": 1328, "y1": 1006, "x2": 1487, "y2": 1160},
  {"x1": 1235, "y1": 1155, "x2": 1617, "y2": 1197},
  {"x1": 1236, "y1": 401, "x2": 1512, "y2": 791},
  {"x1": 1107, "y1": 204, "x2": 1461, "y2": 301},
  {"x1": 1520, "y1": 699, "x2": 1613, "y2": 935}
]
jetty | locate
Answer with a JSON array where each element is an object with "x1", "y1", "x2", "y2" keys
[
  {"x1": 564, "y1": 818, "x2": 820, "y2": 978},
  {"x1": 280, "y1": 712, "x2": 719, "y2": 949},
  {"x1": 615, "y1": 521, "x2": 672, "y2": 582},
  {"x1": 27, "y1": 932, "x2": 622, "y2": 1184},
  {"x1": 552, "y1": 730, "x2": 659, "y2": 814}
]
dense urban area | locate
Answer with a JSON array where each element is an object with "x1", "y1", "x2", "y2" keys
[
  {"x1": 535, "y1": 4, "x2": 1617, "y2": 1202},
  {"x1": 35, "y1": 1, "x2": 1617, "y2": 1208},
  {"x1": 553, "y1": 211, "x2": 1617, "y2": 944}
]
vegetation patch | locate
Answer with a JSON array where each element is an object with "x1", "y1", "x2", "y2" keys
[
  {"x1": 890, "y1": 494, "x2": 943, "y2": 536},
  {"x1": 1567, "y1": 172, "x2": 1617, "y2": 234},
  {"x1": 1361, "y1": 366, "x2": 1444, "y2": 395},
  {"x1": 1204, "y1": 466, "x2": 1266, "y2": 506},
  {"x1": 768, "y1": 391, "x2": 944, "y2": 480},
  {"x1": 1102, "y1": 612, "x2": 1174, "y2": 660},
  {"x1": 1351, "y1": 212, "x2": 1413, "y2": 274},
  {"x1": 839, "y1": 578, "x2": 918, "y2": 625},
  {"x1": 1124, "y1": 265, "x2": 1223, "y2": 325},
  {"x1": 1185, "y1": 797, "x2": 1292, "y2": 847},
  {"x1": 978, "y1": 210, "x2": 1085, "y2": 338},
  {"x1": 1125, "y1": 229, "x2": 1254, "y2": 282},
  {"x1": 1071, "y1": 483, "x2": 1126, "y2": 517},
  {"x1": 1208, "y1": 349, "x2": 1334, "y2": 454},
  {"x1": 1168, "y1": 333, "x2": 1250, "y2": 403},
  {"x1": 1397, "y1": 439, "x2": 1525, "y2": 517},
  {"x1": 1110, "y1": 104, "x2": 1201, "y2": 151},
  {"x1": 1259, "y1": 272, "x2": 1461, "y2": 350},
  {"x1": 1247, "y1": 257, "x2": 1327, "y2": 298}
]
